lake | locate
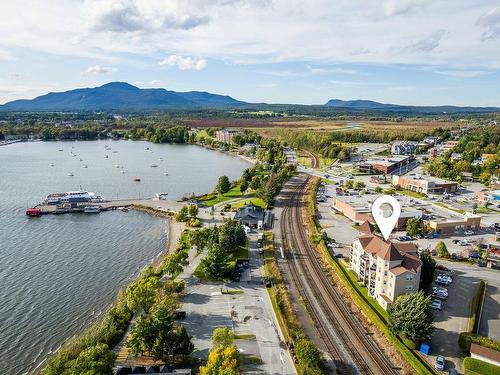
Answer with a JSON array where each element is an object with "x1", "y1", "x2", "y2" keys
[{"x1": 0, "y1": 140, "x2": 249, "y2": 374}]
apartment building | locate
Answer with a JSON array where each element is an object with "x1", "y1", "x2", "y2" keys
[
  {"x1": 392, "y1": 174, "x2": 458, "y2": 195},
  {"x1": 215, "y1": 129, "x2": 237, "y2": 144},
  {"x1": 391, "y1": 141, "x2": 418, "y2": 155},
  {"x1": 350, "y1": 222, "x2": 422, "y2": 310}
]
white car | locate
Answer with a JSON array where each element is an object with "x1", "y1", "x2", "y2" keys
[
  {"x1": 328, "y1": 242, "x2": 341, "y2": 248},
  {"x1": 431, "y1": 300, "x2": 443, "y2": 311},
  {"x1": 435, "y1": 355, "x2": 445, "y2": 371},
  {"x1": 459, "y1": 240, "x2": 470, "y2": 246},
  {"x1": 464, "y1": 230, "x2": 475, "y2": 236},
  {"x1": 436, "y1": 275, "x2": 452, "y2": 285},
  {"x1": 432, "y1": 286, "x2": 448, "y2": 296}
]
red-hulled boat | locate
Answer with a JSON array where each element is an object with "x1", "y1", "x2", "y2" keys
[{"x1": 26, "y1": 208, "x2": 41, "y2": 217}]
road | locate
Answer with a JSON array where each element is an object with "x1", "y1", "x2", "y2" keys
[{"x1": 278, "y1": 173, "x2": 400, "y2": 375}]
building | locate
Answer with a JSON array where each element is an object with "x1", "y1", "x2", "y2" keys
[
  {"x1": 332, "y1": 194, "x2": 423, "y2": 230},
  {"x1": 392, "y1": 175, "x2": 458, "y2": 195},
  {"x1": 426, "y1": 212, "x2": 481, "y2": 235},
  {"x1": 391, "y1": 141, "x2": 418, "y2": 155},
  {"x1": 477, "y1": 189, "x2": 500, "y2": 202},
  {"x1": 358, "y1": 155, "x2": 415, "y2": 175},
  {"x1": 350, "y1": 222, "x2": 422, "y2": 310},
  {"x1": 422, "y1": 136, "x2": 438, "y2": 145},
  {"x1": 234, "y1": 203, "x2": 272, "y2": 229},
  {"x1": 469, "y1": 344, "x2": 500, "y2": 367},
  {"x1": 215, "y1": 129, "x2": 237, "y2": 144}
]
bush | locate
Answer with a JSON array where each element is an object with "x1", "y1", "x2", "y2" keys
[
  {"x1": 459, "y1": 332, "x2": 500, "y2": 354},
  {"x1": 187, "y1": 218, "x2": 201, "y2": 227},
  {"x1": 294, "y1": 338, "x2": 327, "y2": 374},
  {"x1": 463, "y1": 357, "x2": 500, "y2": 375},
  {"x1": 469, "y1": 280, "x2": 486, "y2": 333}
]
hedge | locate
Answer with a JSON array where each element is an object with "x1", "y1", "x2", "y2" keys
[
  {"x1": 463, "y1": 357, "x2": 500, "y2": 375},
  {"x1": 305, "y1": 177, "x2": 436, "y2": 375},
  {"x1": 459, "y1": 332, "x2": 500, "y2": 354},
  {"x1": 469, "y1": 280, "x2": 486, "y2": 333}
]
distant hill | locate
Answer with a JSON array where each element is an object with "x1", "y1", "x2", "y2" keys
[
  {"x1": 0, "y1": 82, "x2": 246, "y2": 111},
  {"x1": 324, "y1": 99, "x2": 499, "y2": 114}
]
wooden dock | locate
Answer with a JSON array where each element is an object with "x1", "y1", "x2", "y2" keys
[{"x1": 35, "y1": 198, "x2": 183, "y2": 215}]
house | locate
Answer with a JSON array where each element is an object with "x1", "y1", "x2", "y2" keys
[
  {"x1": 234, "y1": 203, "x2": 272, "y2": 229},
  {"x1": 470, "y1": 344, "x2": 500, "y2": 367},
  {"x1": 350, "y1": 222, "x2": 422, "y2": 310}
]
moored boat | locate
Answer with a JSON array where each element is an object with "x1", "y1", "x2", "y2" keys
[
  {"x1": 83, "y1": 206, "x2": 101, "y2": 213},
  {"x1": 26, "y1": 207, "x2": 41, "y2": 217},
  {"x1": 133, "y1": 177, "x2": 141, "y2": 182}
]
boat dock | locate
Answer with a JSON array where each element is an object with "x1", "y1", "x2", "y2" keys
[{"x1": 34, "y1": 198, "x2": 184, "y2": 215}]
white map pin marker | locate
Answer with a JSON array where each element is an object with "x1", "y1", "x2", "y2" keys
[{"x1": 371, "y1": 195, "x2": 401, "y2": 241}]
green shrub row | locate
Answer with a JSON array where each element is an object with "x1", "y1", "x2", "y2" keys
[
  {"x1": 463, "y1": 357, "x2": 500, "y2": 375},
  {"x1": 305, "y1": 176, "x2": 436, "y2": 375},
  {"x1": 469, "y1": 280, "x2": 486, "y2": 333},
  {"x1": 459, "y1": 332, "x2": 500, "y2": 354}
]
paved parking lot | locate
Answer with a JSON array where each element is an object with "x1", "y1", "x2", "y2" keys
[
  {"x1": 182, "y1": 232, "x2": 295, "y2": 375},
  {"x1": 428, "y1": 260, "x2": 500, "y2": 373}
]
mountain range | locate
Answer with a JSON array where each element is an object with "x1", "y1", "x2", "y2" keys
[{"x1": 0, "y1": 82, "x2": 498, "y2": 113}]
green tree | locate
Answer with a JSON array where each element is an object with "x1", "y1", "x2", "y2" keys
[
  {"x1": 188, "y1": 204, "x2": 199, "y2": 218},
  {"x1": 218, "y1": 219, "x2": 246, "y2": 252},
  {"x1": 211, "y1": 327, "x2": 234, "y2": 348},
  {"x1": 374, "y1": 186, "x2": 383, "y2": 193},
  {"x1": 344, "y1": 179, "x2": 354, "y2": 189},
  {"x1": 151, "y1": 305, "x2": 175, "y2": 358},
  {"x1": 169, "y1": 324, "x2": 195, "y2": 357},
  {"x1": 406, "y1": 218, "x2": 422, "y2": 237},
  {"x1": 354, "y1": 180, "x2": 365, "y2": 190},
  {"x1": 388, "y1": 291, "x2": 434, "y2": 344},
  {"x1": 239, "y1": 179, "x2": 249, "y2": 193},
  {"x1": 419, "y1": 252, "x2": 436, "y2": 289},
  {"x1": 436, "y1": 241, "x2": 449, "y2": 258},
  {"x1": 190, "y1": 227, "x2": 212, "y2": 254},
  {"x1": 176, "y1": 205, "x2": 189, "y2": 222},
  {"x1": 161, "y1": 250, "x2": 189, "y2": 278},
  {"x1": 199, "y1": 345, "x2": 240, "y2": 375},
  {"x1": 127, "y1": 314, "x2": 157, "y2": 356},
  {"x1": 70, "y1": 343, "x2": 115, "y2": 375},
  {"x1": 201, "y1": 243, "x2": 230, "y2": 278},
  {"x1": 125, "y1": 276, "x2": 160, "y2": 313},
  {"x1": 249, "y1": 175, "x2": 261, "y2": 190},
  {"x1": 216, "y1": 176, "x2": 231, "y2": 195},
  {"x1": 294, "y1": 338, "x2": 325, "y2": 375}
]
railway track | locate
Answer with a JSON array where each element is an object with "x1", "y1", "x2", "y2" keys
[{"x1": 280, "y1": 175, "x2": 399, "y2": 375}]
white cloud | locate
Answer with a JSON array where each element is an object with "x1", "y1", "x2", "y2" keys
[
  {"x1": 158, "y1": 55, "x2": 207, "y2": 70},
  {"x1": 435, "y1": 69, "x2": 493, "y2": 78},
  {"x1": 306, "y1": 65, "x2": 357, "y2": 74},
  {"x1": 83, "y1": 65, "x2": 117, "y2": 75},
  {"x1": 477, "y1": 7, "x2": 500, "y2": 40}
]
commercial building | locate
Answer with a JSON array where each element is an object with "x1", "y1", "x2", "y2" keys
[
  {"x1": 426, "y1": 212, "x2": 482, "y2": 235},
  {"x1": 391, "y1": 141, "x2": 418, "y2": 155},
  {"x1": 332, "y1": 194, "x2": 423, "y2": 230},
  {"x1": 392, "y1": 175, "x2": 458, "y2": 195},
  {"x1": 358, "y1": 155, "x2": 415, "y2": 175},
  {"x1": 215, "y1": 129, "x2": 237, "y2": 144},
  {"x1": 234, "y1": 203, "x2": 272, "y2": 229},
  {"x1": 477, "y1": 189, "x2": 500, "y2": 202},
  {"x1": 350, "y1": 222, "x2": 422, "y2": 310}
]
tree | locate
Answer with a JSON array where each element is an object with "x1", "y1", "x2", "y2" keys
[
  {"x1": 127, "y1": 314, "x2": 157, "y2": 356},
  {"x1": 211, "y1": 327, "x2": 234, "y2": 348},
  {"x1": 388, "y1": 291, "x2": 434, "y2": 344},
  {"x1": 188, "y1": 204, "x2": 199, "y2": 218},
  {"x1": 190, "y1": 227, "x2": 212, "y2": 254},
  {"x1": 216, "y1": 176, "x2": 231, "y2": 195},
  {"x1": 70, "y1": 343, "x2": 115, "y2": 375},
  {"x1": 406, "y1": 218, "x2": 422, "y2": 237},
  {"x1": 161, "y1": 250, "x2": 189, "y2": 278},
  {"x1": 436, "y1": 241, "x2": 449, "y2": 258},
  {"x1": 218, "y1": 219, "x2": 246, "y2": 253},
  {"x1": 201, "y1": 243, "x2": 230, "y2": 278},
  {"x1": 419, "y1": 252, "x2": 436, "y2": 289},
  {"x1": 169, "y1": 324, "x2": 194, "y2": 357},
  {"x1": 199, "y1": 345, "x2": 240, "y2": 375},
  {"x1": 125, "y1": 276, "x2": 160, "y2": 313},
  {"x1": 249, "y1": 175, "x2": 261, "y2": 190},
  {"x1": 294, "y1": 339, "x2": 325, "y2": 375},
  {"x1": 344, "y1": 179, "x2": 354, "y2": 189},
  {"x1": 151, "y1": 306, "x2": 175, "y2": 358},
  {"x1": 239, "y1": 179, "x2": 249, "y2": 193},
  {"x1": 354, "y1": 180, "x2": 366, "y2": 190},
  {"x1": 176, "y1": 205, "x2": 189, "y2": 222},
  {"x1": 374, "y1": 186, "x2": 383, "y2": 193}
]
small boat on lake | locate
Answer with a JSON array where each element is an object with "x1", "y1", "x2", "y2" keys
[
  {"x1": 150, "y1": 164, "x2": 158, "y2": 168},
  {"x1": 82, "y1": 165, "x2": 88, "y2": 168},
  {"x1": 26, "y1": 207, "x2": 41, "y2": 217},
  {"x1": 133, "y1": 177, "x2": 141, "y2": 182},
  {"x1": 156, "y1": 193, "x2": 169, "y2": 200},
  {"x1": 67, "y1": 172, "x2": 74, "y2": 177},
  {"x1": 114, "y1": 164, "x2": 120, "y2": 168},
  {"x1": 104, "y1": 155, "x2": 109, "y2": 158},
  {"x1": 49, "y1": 163, "x2": 54, "y2": 167},
  {"x1": 83, "y1": 206, "x2": 101, "y2": 214}
]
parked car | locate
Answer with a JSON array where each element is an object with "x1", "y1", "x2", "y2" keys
[
  {"x1": 258, "y1": 249, "x2": 264, "y2": 255},
  {"x1": 469, "y1": 251, "x2": 481, "y2": 259},
  {"x1": 477, "y1": 260, "x2": 486, "y2": 267},
  {"x1": 265, "y1": 278, "x2": 272, "y2": 288},
  {"x1": 435, "y1": 355, "x2": 445, "y2": 371},
  {"x1": 430, "y1": 249, "x2": 437, "y2": 256},
  {"x1": 431, "y1": 300, "x2": 443, "y2": 311},
  {"x1": 436, "y1": 275, "x2": 452, "y2": 285},
  {"x1": 432, "y1": 291, "x2": 448, "y2": 300},
  {"x1": 433, "y1": 286, "x2": 448, "y2": 296},
  {"x1": 459, "y1": 240, "x2": 470, "y2": 246},
  {"x1": 334, "y1": 253, "x2": 343, "y2": 259},
  {"x1": 328, "y1": 242, "x2": 340, "y2": 248},
  {"x1": 464, "y1": 230, "x2": 475, "y2": 236}
]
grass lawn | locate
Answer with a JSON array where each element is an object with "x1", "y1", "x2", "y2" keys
[
  {"x1": 397, "y1": 188, "x2": 427, "y2": 199},
  {"x1": 434, "y1": 202, "x2": 466, "y2": 214},
  {"x1": 297, "y1": 155, "x2": 313, "y2": 168},
  {"x1": 197, "y1": 183, "x2": 246, "y2": 206},
  {"x1": 231, "y1": 197, "x2": 266, "y2": 210}
]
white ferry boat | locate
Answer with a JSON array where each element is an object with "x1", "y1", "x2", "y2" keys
[{"x1": 45, "y1": 190, "x2": 104, "y2": 205}]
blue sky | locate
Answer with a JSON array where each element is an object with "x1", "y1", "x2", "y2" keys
[{"x1": 1, "y1": 0, "x2": 499, "y2": 106}]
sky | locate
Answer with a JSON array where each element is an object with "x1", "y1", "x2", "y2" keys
[{"x1": 0, "y1": 0, "x2": 499, "y2": 106}]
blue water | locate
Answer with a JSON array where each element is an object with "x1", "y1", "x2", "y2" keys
[{"x1": 0, "y1": 140, "x2": 249, "y2": 374}]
